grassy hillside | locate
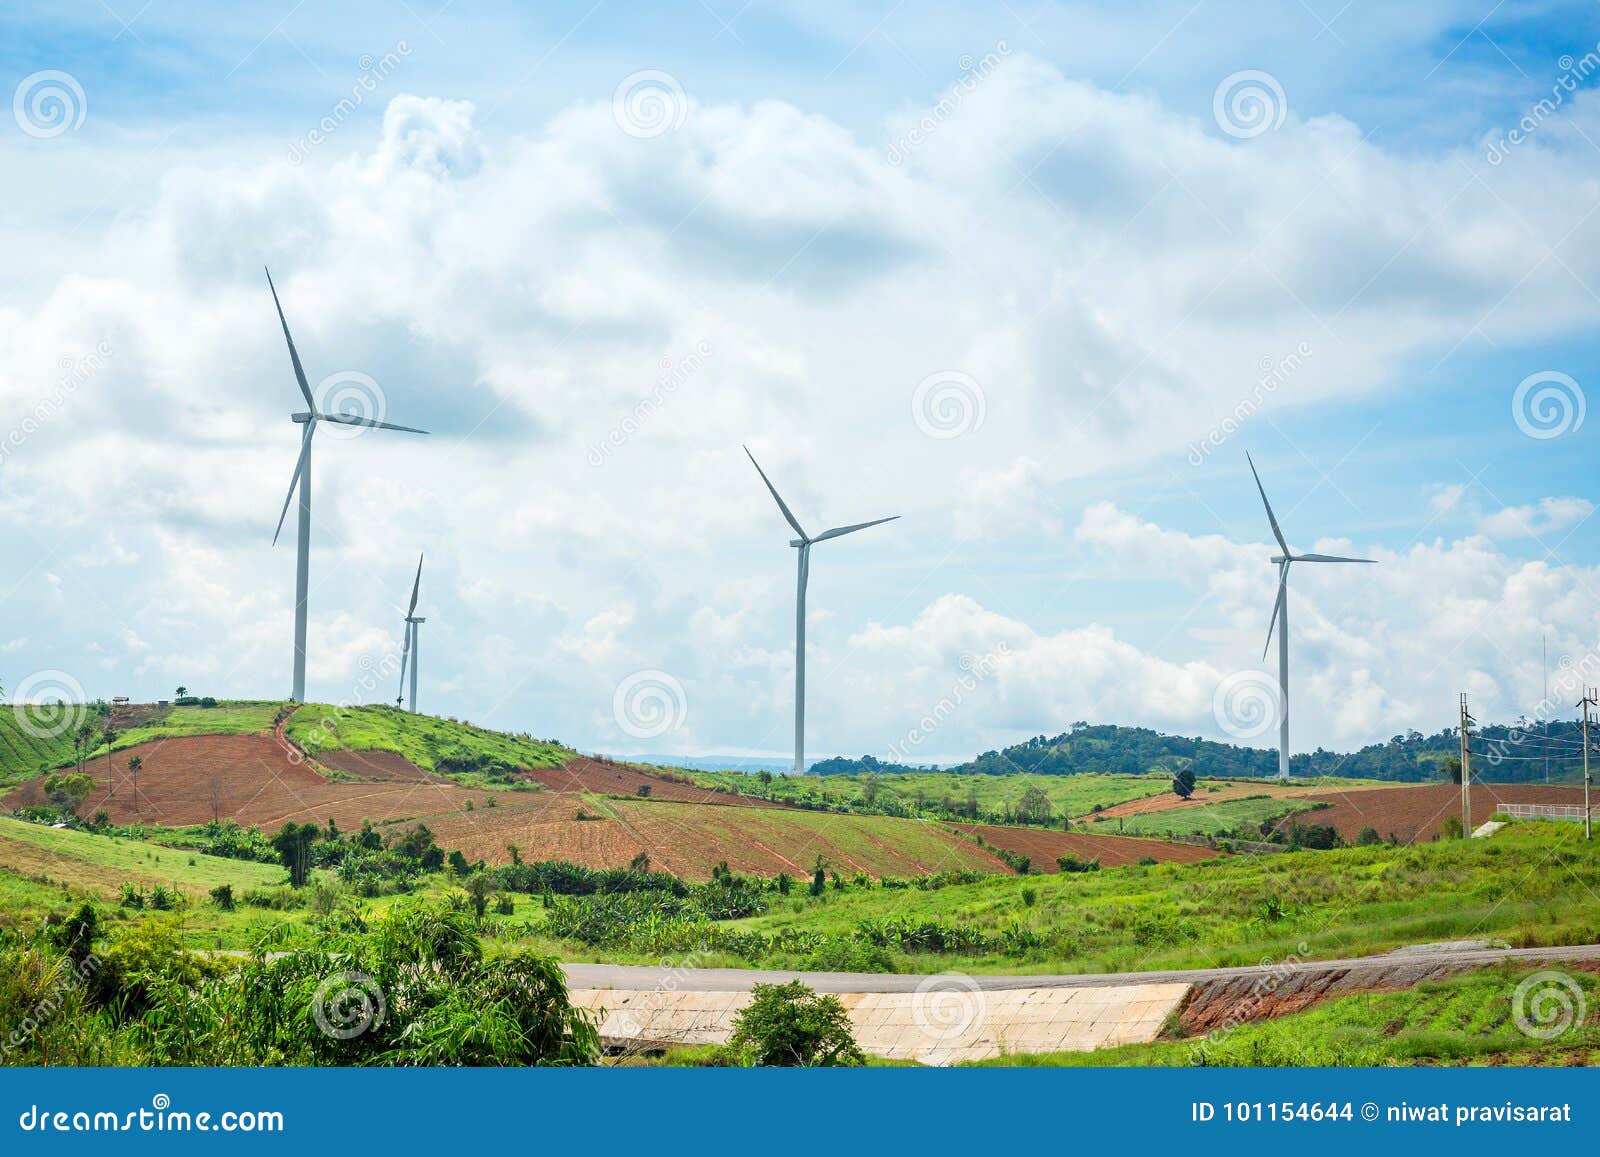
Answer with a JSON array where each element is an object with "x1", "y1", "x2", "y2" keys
[
  {"x1": 1095, "y1": 795, "x2": 1328, "y2": 838},
  {"x1": 286, "y1": 703, "x2": 573, "y2": 778},
  {"x1": 683, "y1": 769, "x2": 1174, "y2": 821},
  {"x1": 0, "y1": 707, "x2": 81, "y2": 784},
  {"x1": 975, "y1": 965, "x2": 1600, "y2": 1066},
  {"x1": 103, "y1": 702, "x2": 282, "y2": 751},
  {"x1": 700, "y1": 822, "x2": 1600, "y2": 974},
  {"x1": 0, "y1": 815, "x2": 286, "y2": 898}
]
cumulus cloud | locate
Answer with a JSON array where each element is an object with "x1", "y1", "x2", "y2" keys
[
  {"x1": 2, "y1": 59, "x2": 1600, "y2": 757},
  {"x1": 1478, "y1": 496, "x2": 1595, "y2": 540}
]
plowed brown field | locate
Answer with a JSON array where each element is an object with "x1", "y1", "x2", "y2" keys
[
  {"x1": 523, "y1": 758, "x2": 789, "y2": 807},
  {"x1": 952, "y1": 823, "x2": 1219, "y2": 868},
  {"x1": 315, "y1": 749, "x2": 438, "y2": 783},
  {"x1": 1284, "y1": 782, "x2": 1593, "y2": 842},
  {"x1": 3, "y1": 736, "x2": 499, "y2": 830}
]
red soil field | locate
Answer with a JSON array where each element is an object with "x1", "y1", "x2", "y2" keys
[
  {"x1": 608, "y1": 801, "x2": 1009, "y2": 879},
  {"x1": 523, "y1": 758, "x2": 790, "y2": 808},
  {"x1": 1284, "y1": 782, "x2": 1594, "y2": 843},
  {"x1": 952, "y1": 823, "x2": 1219, "y2": 868},
  {"x1": 429, "y1": 815, "x2": 648, "y2": 868},
  {"x1": 4, "y1": 736, "x2": 502, "y2": 831},
  {"x1": 315, "y1": 749, "x2": 439, "y2": 783}
]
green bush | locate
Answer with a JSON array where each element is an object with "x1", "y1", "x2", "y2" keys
[{"x1": 728, "y1": 981, "x2": 865, "y2": 1067}]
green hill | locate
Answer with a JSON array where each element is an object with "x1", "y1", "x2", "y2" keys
[
  {"x1": 285, "y1": 703, "x2": 573, "y2": 777},
  {"x1": 809, "y1": 719, "x2": 1585, "y2": 784}
]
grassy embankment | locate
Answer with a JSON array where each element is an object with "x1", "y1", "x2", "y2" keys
[
  {"x1": 285, "y1": 704, "x2": 572, "y2": 783},
  {"x1": 974, "y1": 964, "x2": 1600, "y2": 1066}
]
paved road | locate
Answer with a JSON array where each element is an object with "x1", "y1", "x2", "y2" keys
[{"x1": 562, "y1": 941, "x2": 1600, "y2": 993}]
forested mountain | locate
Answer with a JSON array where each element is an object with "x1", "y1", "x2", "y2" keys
[{"x1": 810, "y1": 719, "x2": 1589, "y2": 783}]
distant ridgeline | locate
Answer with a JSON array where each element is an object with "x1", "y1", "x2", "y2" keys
[{"x1": 811, "y1": 720, "x2": 1589, "y2": 783}]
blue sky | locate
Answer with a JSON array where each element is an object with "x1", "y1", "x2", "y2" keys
[{"x1": 4, "y1": 1, "x2": 1600, "y2": 762}]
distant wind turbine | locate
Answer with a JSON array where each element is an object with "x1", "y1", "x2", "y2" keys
[
  {"x1": 266, "y1": 268, "x2": 430, "y2": 702},
  {"x1": 745, "y1": 446, "x2": 898, "y2": 777},
  {"x1": 1247, "y1": 451, "x2": 1375, "y2": 780},
  {"x1": 396, "y1": 553, "x2": 425, "y2": 712}
]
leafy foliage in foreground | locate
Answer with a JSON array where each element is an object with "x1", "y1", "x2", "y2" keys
[{"x1": 0, "y1": 901, "x2": 597, "y2": 1067}]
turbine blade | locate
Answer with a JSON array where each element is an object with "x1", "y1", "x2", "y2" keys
[
  {"x1": 813, "y1": 515, "x2": 900, "y2": 542},
  {"x1": 1245, "y1": 451, "x2": 1290, "y2": 556},
  {"x1": 1262, "y1": 561, "x2": 1287, "y2": 660},
  {"x1": 1294, "y1": 553, "x2": 1377, "y2": 564},
  {"x1": 272, "y1": 425, "x2": 315, "y2": 546},
  {"x1": 265, "y1": 268, "x2": 316, "y2": 410},
  {"x1": 316, "y1": 413, "x2": 431, "y2": 434},
  {"x1": 396, "y1": 622, "x2": 412, "y2": 705},
  {"x1": 744, "y1": 445, "x2": 808, "y2": 541},
  {"x1": 407, "y1": 553, "x2": 423, "y2": 618}
]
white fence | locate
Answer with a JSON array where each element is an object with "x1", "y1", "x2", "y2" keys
[{"x1": 1500, "y1": 802, "x2": 1590, "y2": 822}]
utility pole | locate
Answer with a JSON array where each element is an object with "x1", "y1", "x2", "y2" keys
[
  {"x1": 1459, "y1": 693, "x2": 1474, "y2": 837},
  {"x1": 1582, "y1": 687, "x2": 1596, "y2": 842}
]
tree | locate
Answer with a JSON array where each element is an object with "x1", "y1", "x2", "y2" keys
[
  {"x1": 1441, "y1": 756, "x2": 1463, "y2": 785},
  {"x1": 43, "y1": 772, "x2": 94, "y2": 816},
  {"x1": 72, "y1": 720, "x2": 97, "y2": 775},
  {"x1": 628, "y1": 851, "x2": 650, "y2": 873},
  {"x1": 175, "y1": 686, "x2": 188, "y2": 699},
  {"x1": 728, "y1": 981, "x2": 865, "y2": 1067},
  {"x1": 271, "y1": 822, "x2": 320, "y2": 887},
  {"x1": 464, "y1": 872, "x2": 493, "y2": 919},
  {"x1": 506, "y1": 843, "x2": 523, "y2": 866},
  {"x1": 1014, "y1": 785, "x2": 1053, "y2": 824},
  {"x1": 209, "y1": 777, "x2": 224, "y2": 824},
  {"x1": 1356, "y1": 827, "x2": 1382, "y2": 846},
  {"x1": 861, "y1": 774, "x2": 881, "y2": 807},
  {"x1": 635, "y1": 783, "x2": 651, "y2": 797},
  {"x1": 809, "y1": 854, "x2": 827, "y2": 897},
  {"x1": 127, "y1": 755, "x2": 142, "y2": 810},
  {"x1": 1172, "y1": 767, "x2": 1196, "y2": 799}
]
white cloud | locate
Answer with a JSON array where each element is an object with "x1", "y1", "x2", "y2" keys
[
  {"x1": 1478, "y1": 496, "x2": 1595, "y2": 540},
  {"x1": 2, "y1": 63, "x2": 1600, "y2": 757}
]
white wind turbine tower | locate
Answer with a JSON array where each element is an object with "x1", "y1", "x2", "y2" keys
[
  {"x1": 395, "y1": 553, "x2": 425, "y2": 713},
  {"x1": 266, "y1": 268, "x2": 430, "y2": 702},
  {"x1": 1247, "y1": 452, "x2": 1376, "y2": 780},
  {"x1": 745, "y1": 446, "x2": 898, "y2": 777}
]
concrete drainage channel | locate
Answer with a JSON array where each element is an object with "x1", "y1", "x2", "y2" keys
[
  {"x1": 570, "y1": 983, "x2": 1191, "y2": 1065},
  {"x1": 567, "y1": 941, "x2": 1600, "y2": 1065}
]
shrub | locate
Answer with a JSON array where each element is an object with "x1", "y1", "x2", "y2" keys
[
  {"x1": 1056, "y1": 855, "x2": 1101, "y2": 873},
  {"x1": 209, "y1": 884, "x2": 235, "y2": 910},
  {"x1": 728, "y1": 981, "x2": 865, "y2": 1067}
]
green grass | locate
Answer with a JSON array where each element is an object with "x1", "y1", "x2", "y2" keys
[
  {"x1": 679, "y1": 770, "x2": 1175, "y2": 819},
  {"x1": 973, "y1": 964, "x2": 1600, "y2": 1066},
  {"x1": 0, "y1": 707, "x2": 83, "y2": 784},
  {"x1": 0, "y1": 815, "x2": 286, "y2": 896},
  {"x1": 101, "y1": 702, "x2": 284, "y2": 752},
  {"x1": 709, "y1": 822, "x2": 1600, "y2": 974},
  {"x1": 285, "y1": 703, "x2": 573, "y2": 780},
  {"x1": 1098, "y1": 796, "x2": 1327, "y2": 838}
]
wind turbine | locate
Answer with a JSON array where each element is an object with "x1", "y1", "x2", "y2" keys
[
  {"x1": 745, "y1": 446, "x2": 898, "y2": 777},
  {"x1": 1247, "y1": 451, "x2": 1375, "y2": 780},
  {"x1": 266, "y1": 268, "x2": 430, "y2": 702},
  {"x1": 396, "y1": 553, "x2": 425, "y2": 713}
]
